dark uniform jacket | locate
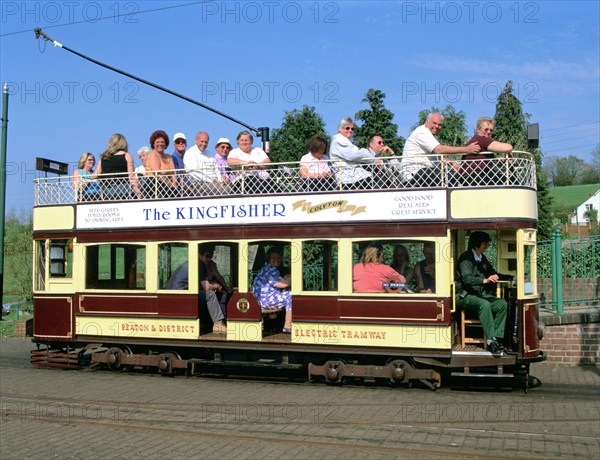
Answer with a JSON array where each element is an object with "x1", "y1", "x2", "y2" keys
[{"x1": 455, "y1": 250, "x2": 510, "y2": 297}]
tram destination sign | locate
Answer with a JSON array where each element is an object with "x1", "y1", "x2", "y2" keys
[{"x1": 75, "y1": 190, "x2": 447, "y2": 230}]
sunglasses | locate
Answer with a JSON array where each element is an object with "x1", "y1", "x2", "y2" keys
[
  {"x1": 175, "y1": 140, "x2": 187, "y2": 144},
  {"x1": 377, "y1": 141, "x2": 384, "y2": 145},
  {"x1": 344, "y1": 127, "x2": 355, "y2": 131}
]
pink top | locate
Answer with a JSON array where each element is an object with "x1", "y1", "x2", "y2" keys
[{"x1": 353, "y1": 263, "x2": 405, "y2": 293}]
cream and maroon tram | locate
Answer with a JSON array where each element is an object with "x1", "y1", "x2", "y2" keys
[{"x1": 31, "y1": 152, "x2": 545, "y2": 389}]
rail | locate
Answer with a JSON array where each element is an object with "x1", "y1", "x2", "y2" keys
[{"x1": 34, "y1": 151, "x2": 536, "y2": 206}]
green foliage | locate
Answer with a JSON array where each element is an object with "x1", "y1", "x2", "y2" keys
[
  {"x1": 354, "y1": 88, "x2": 404, "y2": 153},
  {"x1": 3, "y1": 210, "x2": 33, "y2": 302},
  {"x1": 269, "y1": 106, "x2": 328, "y2": 163},
  {"x1": 411, "y1": 105, "x2": 468, "y2": 146},
  {"x1": 492, "y1": 81, "x2": 552, "y2": 238},
  {"x1": 493, "y1": 81, "x2": 530, "y2": 151},
  {"x1": 544, "y1": 155, "x2": 587, "y2": 186},
  {"x1": 584, "y1": 208, "x2": 598, "y2": 223}
]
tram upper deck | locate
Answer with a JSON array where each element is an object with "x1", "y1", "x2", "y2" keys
[
  {"x1": 34, "y1": 152, "x2": 536, "y2": 205},
  {"x1": 33, "y1": 152, "x2": 538, "y2": 231}
]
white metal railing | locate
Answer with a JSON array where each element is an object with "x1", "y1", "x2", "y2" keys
[{"x1": 34, "y1": 151, "x2": 536, "y2": 206}]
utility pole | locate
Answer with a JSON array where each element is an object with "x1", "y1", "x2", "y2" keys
[{"x1": 0, "y1": 83, "x2": 9, "y2": 310}]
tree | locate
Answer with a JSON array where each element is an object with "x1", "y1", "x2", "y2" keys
[
  {"x1": 544, "y1": 155, "x2": 586, "y2": 186},
  {"x1": 3, "y1": 210, "x2": 32, "y2": 302},
  {"x1": 493, "y1": 81, "x2": 553, "y2": 239},
  {"x1": 411, "y1": 105, "x2": 468, "y2": 146},
  {"x1": 493, "y1": 81, "x2": 530, "y2": 150},
  {"x1": 269, "y1": 106, "x2": 328, "y2": 164},
  {"x1": 354, "y1": 88, "x2": 404, "y2": 153}
]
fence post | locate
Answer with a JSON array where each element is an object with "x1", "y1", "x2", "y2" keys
[{"x1": 552, "y1": 229, "x2": 564, "y2": 314}]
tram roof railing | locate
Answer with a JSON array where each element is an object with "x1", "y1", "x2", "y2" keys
[{"x1": 33, "y1": 151, "x2": 536, "y2": 206}]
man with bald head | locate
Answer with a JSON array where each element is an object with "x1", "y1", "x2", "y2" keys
[
  {"x1": 401, "y1": 112, "x2": 480, "y2": 186},
  {"x1": 184, "y1": 131, "x2": 225, "y2": 192}
]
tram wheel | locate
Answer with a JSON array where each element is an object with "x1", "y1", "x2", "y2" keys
[{"x1": 105, "y1": 345, "x2": 133, "y2": 372}]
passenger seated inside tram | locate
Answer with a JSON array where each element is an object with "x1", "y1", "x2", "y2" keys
[
  {"x1": 353, "y1": 243, "x2": 406, "y2": 293},
  {"x1": 300, "y1": 134, "x2": 333, "y2": 191},
  {"x1": 414, "y1": 242, "x2": 436, "y2": 293},
  {"x1": 390, "y1": 245, "x2": 414, "y2": 288},
  {"x1": 166, "y1": 252, "x2": 227, "y2": 333},
  {"x1": 199, "y1": 244, "x2": 233, "y2": 319},
  {"x1": 252, "y1": 248, "x2": 292, "y2": 333}
]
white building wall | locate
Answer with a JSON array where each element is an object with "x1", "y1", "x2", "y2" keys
[{"x1": 571, "y1": 189, "x2": 600, "y2": 225}]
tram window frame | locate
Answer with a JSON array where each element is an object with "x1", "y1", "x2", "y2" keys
[
  {"x1": 85, "y1": 243, "x2": 146, "y2": 290},
  {"x1": 198, "y1": 242, "x2": 239, "y2": 292},
  {"x1": 34, "y1": 240, "x2": 46, "y2": 291},
  {"x1": 302, "y1": 240, "x2": 338, "y2": 292},
  {"x1": 247, "y1": 241, "x2": 293, "y2": 287},
  {"x1": 159, "y1": 243, "x2": 189, "y2": 290},
  {"x1": 352, "y1": 240, "x2": 437, "y2": 294},
  {"x1": 49, "y1": 239, "x2": 73, "y2": 278},
  {"x1": 523, "y1": 243, "x2": 536, "y2": 296}
]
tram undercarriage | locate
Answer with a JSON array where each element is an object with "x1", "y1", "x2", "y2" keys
[{"x1": 30, "y1": 335, "x2": 542, "y2": 392}]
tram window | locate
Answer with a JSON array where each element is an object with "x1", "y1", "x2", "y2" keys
[
  {"x1": 248, "y1": 242, "x2": 291, "y2": 286},
  {"x1": 524, "y1": 244, "x2": 536, "y2": 295},
  {"x1": 302, "y1": 240, "x2": 337, "y2": 291},
  {"x1": 352, "y1": 240, "x2": 436, "y2": 293},
  {"x1": 209, "y1": 243, "x2": 237, "y2": 289},
  {"x1": 85, "y1": 244, "x2": 146, "y2": 290},
  {"x1": 159, "y1": 243, "x2": 188, "y2": 290},
  {"x1": 34, "y1": 240, "x2": 46, "y2": 291},
  {"x1": 49, "y1": 239, "x2": 73, "y2": 278}
]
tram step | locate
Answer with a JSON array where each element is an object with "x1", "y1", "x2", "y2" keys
[{"x1": 451, "y1": 372, "x2": 514, "y2": 378}]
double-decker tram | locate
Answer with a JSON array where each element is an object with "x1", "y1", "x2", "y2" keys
[{"x1": 31, "y1": 152, "x2": 545, "y2": 389}]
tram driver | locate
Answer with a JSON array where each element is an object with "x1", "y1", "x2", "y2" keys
[{"x1": 455, "y1": 231, "x2": 512, "y2": 355}]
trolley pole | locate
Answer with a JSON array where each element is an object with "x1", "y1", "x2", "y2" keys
[{"x1": 0, "y1": 83, "x2": 9, "y2": 310}]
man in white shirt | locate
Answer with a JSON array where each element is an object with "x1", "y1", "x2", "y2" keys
[
  {"x1": 401, "y1": 112, "x2": 480, "y2": 186},
  {"x1": 184, "y1": 132, "x2": 226, "y2": 192}
]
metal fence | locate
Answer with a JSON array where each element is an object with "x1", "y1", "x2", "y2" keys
[{"x1": 538, "y1": 232, "x2": 600, "y2": 312}]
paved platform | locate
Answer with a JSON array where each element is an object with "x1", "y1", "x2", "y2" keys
[{"x1": 0, "y1": 338, "x2": 598, "y2": 459}]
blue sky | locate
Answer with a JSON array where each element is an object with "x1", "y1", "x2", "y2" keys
[{"x1": 1, "y1": 0, "x2": 599, "y2": 211}]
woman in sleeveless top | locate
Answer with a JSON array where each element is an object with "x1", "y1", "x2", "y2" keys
[
  {"x1": 145, "y1": 130, "x2": 178, "y2": 198},
  {"x1": 72, "y1": 152, "x2": 100, "y2": 201},
  {"x1": 94, "y1": 133, "x2": 140, "y2": 199}
]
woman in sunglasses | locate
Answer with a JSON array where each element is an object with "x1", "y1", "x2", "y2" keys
[{"x1": 329, "y1": 117, "x2": 377, "y2": 190}]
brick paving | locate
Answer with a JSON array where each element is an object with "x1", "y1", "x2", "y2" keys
[{"x1": 0, "y1": 338, "x2": 598, "y2": 459}]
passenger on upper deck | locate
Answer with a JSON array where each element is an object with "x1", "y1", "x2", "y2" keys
[
  {"x1": 390, "y1": 245, "x2": 414, "y2": 288},
  {"x1": 73, "y1": 152, "x2": 100, "y2": 201},
  {"x1": 94, "y1": 133, "x2": 140, "y2": 199},
  {"x1": 135, "y1": 147, "x2": 149, "y2": 175},
  {"x1": 414, "y1": 242, "x2": 436, "y2": 293},
  {"x1": 359, "y1": 135, "x2": 399, "y2": 187},
  {"x1": 300, "y1": 134, "x2": 333, "y2": 191},
  {"x1": 401, "y1": 112, "x2": 480, "y2": 186},
  {"x1": 184, "y1": 132, "x2": 226, "y2": 192},
  {"x1": 460, "y1": 117, "x2": 514, "y2": 185},
  {"x1": 455, "y1": 231, "x2": 512, "y2": 355},
  {"x1": 214, "y1": 137, "x2": 234, "y2": 183},
  {"x1": 227, "y1": 131, "x2": 271, "y2": 193},
  {"x1": 252, "y1": 248, "x2": 292, "y2": 333},
  {"x1": 145, "y1": 130, "x2": 178, "y2": 197},
  {"x1": 353, "y1": 244, "x2": 406, "y2": 293},
  {"x1": 171, "y1": 132, "x2": 187, "y2": 172},
  {"x1": 329, "y1": 117, "x2": 376, "y2": 189}
]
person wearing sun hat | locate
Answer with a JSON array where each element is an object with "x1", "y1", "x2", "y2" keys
[{"x1": 214, "y1": 137, "x2": 234, "y2": 183}]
